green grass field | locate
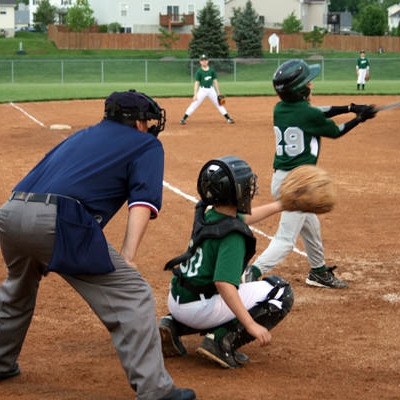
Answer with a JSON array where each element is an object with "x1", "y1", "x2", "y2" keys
[{"x1": 1, "y1": 32, "x2": 399, "y2": 103}]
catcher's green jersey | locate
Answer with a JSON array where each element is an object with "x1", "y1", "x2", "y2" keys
[
  {"x1": 273, "y1": 100, "x2": 342, "y2": 171},
  {"x1": 170, "y1": 208, "x2": 246, "y2": 304},
  {"x1": 195, "y1": 67, "x2": 217, "y2": 88}
]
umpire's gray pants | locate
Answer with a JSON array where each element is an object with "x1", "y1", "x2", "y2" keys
[
  {"x1": 253, "y1": 169, "x2": 325, "y2": 274},
  {"x1": 0, "y1": 199, "x2": 175, "y2": 400}
]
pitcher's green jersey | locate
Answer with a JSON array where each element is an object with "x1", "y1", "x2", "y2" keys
[
  {"x1": 170, "y1": 208, "x2": 246, "y2": 304},
  {"x1": 273, "y1": 100, "x2": 343, "y2": 171},
  {"x1": 196, "y1": 67, "x2": 217, "y2": 88},
  {"x1": 357, "y1": 57, "x2": 370, "y2": 69}
]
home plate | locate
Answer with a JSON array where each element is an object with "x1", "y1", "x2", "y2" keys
[{"x1": 50, "y1": 124, "x2": 71, "y2": 130}]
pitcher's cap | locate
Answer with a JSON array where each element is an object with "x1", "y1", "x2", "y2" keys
[{"x1": 200, "y1": 54, "x2": 208, "y2": 60}]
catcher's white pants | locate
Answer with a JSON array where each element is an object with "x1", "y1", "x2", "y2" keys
[
  {"x1": 253, "y1": 169, "x2": 325, "y2": 274},
  {"x1": 168, "y1": 280, "x2": 283, "y2": 330},
  {"x1": 357, "y1": 68, "x2": 368, "y2": 84},
  {"x1": 185, "y1": 87, "x2": 228, "y2": 116}
]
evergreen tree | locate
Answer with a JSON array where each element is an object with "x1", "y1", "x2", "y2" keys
[
  {"x1": 188, "y1": 0, "x2": 230, "y2": 59},
  {"x1": 231, "y1": 1, "x2": 264, "y2": 58},
  {"x1": 281, "y1": 11, "x2": 303, "y2": 34},
  {"x1": 65, "y1": 0, "x2": 95, "y2": 32},
  {"x1": 33, "y1": 0, "x2": 56, "y2": 32}
]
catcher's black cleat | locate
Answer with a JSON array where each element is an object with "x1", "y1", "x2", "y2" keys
[
  {"x1": 159, "y1": 387, "x2": 197, "y2": 400},
  {"x1": 159, "y1": 315, "x2": 187, "y2": 357},
  {"x1": 196, "y1": 334, "x2": 245, "y2": 369},
  {"x1": 0, "y1": 364, "x2": 20, "y2": 381},
  {"x1": 306, "y1": 266, "x2": 348, "y2": 289}
]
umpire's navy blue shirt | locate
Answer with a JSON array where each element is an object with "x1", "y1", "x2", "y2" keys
[{"x1": 14, "y1": 120, "x2": 164, "y2": 227}]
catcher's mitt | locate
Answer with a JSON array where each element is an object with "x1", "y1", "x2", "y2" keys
[
  {"x1": 278, "y1": 165, "x2": 337, "y2": 214},
  {"x1": 218, "y1": 95, "x2": 226, "y2": 106}
]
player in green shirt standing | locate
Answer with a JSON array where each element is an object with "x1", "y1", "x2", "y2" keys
[
  {"x1": 356, "y1": 50, "x2": 370, "y2": 90},
  {"x1": 242, "y1": 59, "x2": 377, "y2": 288},
  {"x1": 180, "y1": 54, "x2": 234, "y2": 124}
]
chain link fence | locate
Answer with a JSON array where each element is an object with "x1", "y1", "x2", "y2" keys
[{"x1": 0, "y1": 58, "x2": 398, "y2": 84}]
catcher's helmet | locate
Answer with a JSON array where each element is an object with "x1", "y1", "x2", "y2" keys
[
  {"x1": 197, "y1": 156, "x2": 258, "y2": 214},
  {"x1": 104, "y1": 89, "x2": 166, "y2": 136},
  {"x1": 272, "y1": 59, "x2": 320, "y2": 102}
]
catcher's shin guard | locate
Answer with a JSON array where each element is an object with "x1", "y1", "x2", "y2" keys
[{"x1": 222, "y1": 276, "x2": 294, "y2": 351}]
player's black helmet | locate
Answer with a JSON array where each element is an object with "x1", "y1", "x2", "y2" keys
[
  {"x1": 273, "y1": 59, "x2": 320, "y2": 102},
  {"x1": 104, "y1": 89, "x2": 166, "y2": 136},
  {"x1": 197, "y1": 156, "x2": 258, "y2": 214}
]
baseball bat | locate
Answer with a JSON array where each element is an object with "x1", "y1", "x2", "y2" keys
[{"x1": 375, "y1": 100, "x2": 400, "y2": 112}]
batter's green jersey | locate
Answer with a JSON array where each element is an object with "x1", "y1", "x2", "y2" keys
[
  {"x1": 273, "y1": 100, "x2": 343, "y2": 171},
  {"x1": 195, "y1": 67, "x2": 217, "y2": 88},
  {"x1": 170, "y1": 208, "x2": 246, "y2": 304}
]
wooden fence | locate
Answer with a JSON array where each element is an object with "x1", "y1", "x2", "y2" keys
[{"x1": 48, "y1": 25, "x2": 400, "y2": 53}]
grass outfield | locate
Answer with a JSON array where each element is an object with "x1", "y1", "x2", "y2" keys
[{"x1": 1, "y1": 80, "x2": 399, "y2": 103}]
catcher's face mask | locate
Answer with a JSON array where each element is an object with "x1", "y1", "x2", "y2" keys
[
  {"x1": 197, "y1": 156, "x2": 258, "y2": 214},
  {"x1": 104, "y1": 89, "x2": 166, "y2": 137}
]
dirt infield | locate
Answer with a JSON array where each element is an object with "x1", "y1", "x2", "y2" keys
[{"x1": 1, "y1": 95, "x2": 399, "y2": 400}]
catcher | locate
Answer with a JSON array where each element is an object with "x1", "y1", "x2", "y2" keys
[
  {"x1": 243, "y1": 58, "x2": 377, "y2": 289},
  {"x1": 180, "y1": 54, "x2": 234, "y2": 125},
  {"x1": 159, "y1": 156, "x2": 295, "y2": 369}
]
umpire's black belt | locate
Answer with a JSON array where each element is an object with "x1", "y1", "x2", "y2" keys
[{"x1": 9, "y1": 191, "x2": 78, "y2": 205}]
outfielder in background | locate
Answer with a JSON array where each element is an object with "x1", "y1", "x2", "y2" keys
[
  {"x1": 0, "y1": 90, "x2": 196, "y2": 400},
  {"x1": 243, "y1": 59, "x2": 376, "y2": 288},
  {"x1": 159, "y1": 156, "x2": 294, "y2": 369},
  {"x1": 356, "y1": 50, "x2": 370, "y2": 90},
  {"x1": 180, "y1": 54, "x2": 234, "y2": 125}
]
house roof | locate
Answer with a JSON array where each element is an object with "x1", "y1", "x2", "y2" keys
[{"x1": 0, "y1": 0, "x2": 17, "y2": 5}]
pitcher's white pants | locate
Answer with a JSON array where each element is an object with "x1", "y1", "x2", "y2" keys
[{"x1": 185, "y1": 87, "x2": 228, "y2": 116}]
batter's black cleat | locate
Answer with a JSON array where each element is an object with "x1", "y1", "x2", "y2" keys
[
  {"x1": 227, "y1": 118, "x2": 235, "y2": 124},
  {"x1": 159, "y1": 315, "x2": 187, "y2": 357},
  {"x1": 160, "y1": 388, "x2": 197, "y2": 400},
  {"x1": 0, "y1": 364, "x2": 20, "y2": 381},
  {"x1": 196, "y1": 334, "x2": 244, "y2": 369},
  {"x1": 306, "y1": 266, "x2": 348, "y2": 289},
  {"x1": 180, "y1": 118, "x2": 186, "y2": 125}
]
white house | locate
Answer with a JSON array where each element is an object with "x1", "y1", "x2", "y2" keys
[
  {"x1": 28, "y1": 0, "x2": 225, "y2": 33},
  {"x1": 388, "y1": 3, "x2": 400, "y2": 31},
  {"x1": 224, "y1": 0, "x2": 329, "y2": 32},
  {"x1": 87, "y1": 0, "x2": 225, "y2": 33},
  {"x1": 0, "y1": 0, "x2": 16, "y2": 37}
]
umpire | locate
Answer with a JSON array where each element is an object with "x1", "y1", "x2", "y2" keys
[{"x1": 0, "y1": 90, "x2": 196, "y2": 400}]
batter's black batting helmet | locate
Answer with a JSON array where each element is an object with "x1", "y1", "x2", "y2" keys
[
  {"x1": 272, "y1": 59, "x2": 320, "y2": 102},
  {"x1": 197, "y1": 156, "x2": 258, "y2": 214},
  {"x1": 104, "y1": 89, "x2": 166, "y2": 136}
]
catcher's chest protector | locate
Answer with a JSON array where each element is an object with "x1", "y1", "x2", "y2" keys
[{"x1": 164, "y1": 201, "x2": 256, "y2": 295}]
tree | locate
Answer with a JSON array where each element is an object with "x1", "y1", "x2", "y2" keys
[
  {"x1": 280, "y1": 11, "x2": 303, "y2": 34},
  {"x1": 65, "y1": 0, "x2": 95, "y2": 32},
  {"x1": 303, "y1": 26, "x2": 327, "y2": 49},
  {"x1": 33, "y1": 0, "x2": 56, "y2": 32},
  {"x1": 230, "y1": 0, "x2": 264, "y2": 58},
  {"x1": 356, "y1": 5, "x2": 387, "y2": 35},
  {"x1": 157, "y1": 27, "x2": 180, "y2": 54},
  {"x1": 188, "y1": 0, "x2": 230, "y2": 59}
]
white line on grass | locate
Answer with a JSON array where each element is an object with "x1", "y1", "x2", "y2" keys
[{"x1": 163, "y1": 180, "x2": 307, "y2": 257}]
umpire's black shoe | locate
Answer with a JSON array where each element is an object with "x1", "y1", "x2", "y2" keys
[
  {"x1": 160, "y1": 388, "x2": 197, "y2": 400},
  {"x1": 159, "y1": 315, "x2": 188, "y2": 357},
  {"x1": 0, "y1": 364, "x2": 20, "y2": 381}
]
